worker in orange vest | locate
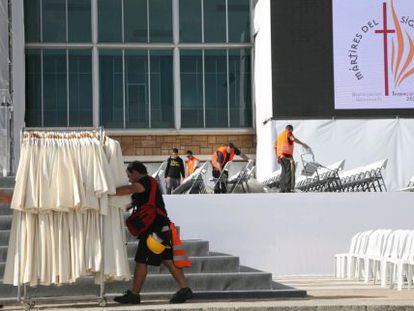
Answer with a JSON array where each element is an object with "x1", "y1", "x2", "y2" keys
[
  {"x1": 113, "y1": 161, "x2": 193, "y2": 304},
  {"x1": 185, "y1": 150, "x2": 200, "y2": 177},
  {"x1": 275, "y1": 125, "x2": 310, "y2": 193},
  {"x1": 211, "y1": 143, "x2": 250, "y2": 193}
]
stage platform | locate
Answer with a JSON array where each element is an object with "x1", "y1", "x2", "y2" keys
[{"x1": 165, "y1": 192, "x2": 414, "y2": 276}]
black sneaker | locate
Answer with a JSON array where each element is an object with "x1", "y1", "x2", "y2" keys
[
  {"x1": 169, "y1": 287, "x2": 193, "y2": 304},
  {"x1": 114, "y1": 290, "x2": 141, "y2": 304}
]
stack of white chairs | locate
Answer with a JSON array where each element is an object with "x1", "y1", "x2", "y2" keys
[
  {"x1": 261, "y1": 168, "x2": 282, "y2": 191},
  {"x1": 335, "y1": 229, "x2": 414, "y2": 290},
  {"x1": 173, "y1": 162, "x2": 210, "y2": 195},
  {"x1": 338, "y1": 159, "x2": 388, "y2": 192},
  {"x1": 295, "y1": 160, "x2": 345, "y2": 192},
  {"x1": 334, "y1": 230, "x2": 373, "y2": 279},
  {"x1": 398, "y1": 175, "x2": 414, "y2": 192},
  {"x1": 380, "y1": 230, "x2": 414, "y2": 290}
]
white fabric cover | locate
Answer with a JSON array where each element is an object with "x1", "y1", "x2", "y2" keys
[
  {"x1": 102, "y1": 138, "x2": 130, "y2": 281},
  {"x1": 257, "y1": 119, "x2": 414, "y2": 190}
]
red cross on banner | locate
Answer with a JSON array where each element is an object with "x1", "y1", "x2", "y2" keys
[{"x1": 375, "y1": 2, "x2": 396, "y2": 96}]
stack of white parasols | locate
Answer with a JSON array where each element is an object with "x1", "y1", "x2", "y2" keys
[{"x1": 3, "y1": 130, "x2": 131, "y2": 286}]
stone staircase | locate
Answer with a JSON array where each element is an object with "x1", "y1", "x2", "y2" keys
[{"x1": 0, "y1": 178, "x2": 305, "y2": 302}]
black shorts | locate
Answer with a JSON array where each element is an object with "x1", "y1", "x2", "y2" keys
[{"x1": 134, "y1": 233, "x2": 173, "y2": 266}]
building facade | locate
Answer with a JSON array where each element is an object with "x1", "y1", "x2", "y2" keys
[{"x1": 21, "y1": 0, "x2": 255, "y2": 159}]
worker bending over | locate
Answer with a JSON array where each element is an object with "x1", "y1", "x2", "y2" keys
[
  {"x1": 275, "y1": 125, "x2": 310, "y2": 193},
  {"x1": 211, "y1": 143, "x2": 249, "y2": 194}
]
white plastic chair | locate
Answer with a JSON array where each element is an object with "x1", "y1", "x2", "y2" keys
[
  {"x1": 347, "y1": 230, "x2": 373, "y2": 280},
  {"x1": 362, "y1": 229, "x2": 392, "y2": 283},
  {"x1": 386, "y1": 231, "x2": 414, "y2": 290},
  {"x1": 334, "y1": 231, "x2": 361, "y2": 278},
  {"x1": 380, "y1": 230, "x2": 411, "y2": 288}
]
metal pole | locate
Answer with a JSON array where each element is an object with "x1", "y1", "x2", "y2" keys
[
  {"x1": 17, "y1": 211, "x2": 22, "y2": 303},
  {"x1": 7, "y1": 0, "x2": 13, "y2": 175}
]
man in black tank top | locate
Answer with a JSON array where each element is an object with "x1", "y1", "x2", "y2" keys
[{"x1": 113, "y1": 161, "x2": 193, "y2": 305}]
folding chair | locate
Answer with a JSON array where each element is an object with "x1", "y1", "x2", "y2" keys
[
  {"x1": 227, "y1": 160, "x2": 255, "y2": 193},
  {"x1": 172, "y1": 162, "x2": 210, "y2": 194},
  {"x1": 152, "y1": 160, "x2": 168, "y2": 194},
  {"x1": 262, "y1": 168, "x2": 282, "y2": 191}
]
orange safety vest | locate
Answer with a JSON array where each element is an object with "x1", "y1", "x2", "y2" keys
[
  {"x1": 275, "y1": 130, "x2": 294, "y2": 158},
  {"x1": 170, "y1": 222, "x2": 191, "y2": 268},
  {"x1": 211, "y1": 146, "x2": 235, "y2": 168},
  {"x1": 185, "y1": 156, "x2": 200, "y2": 177}
]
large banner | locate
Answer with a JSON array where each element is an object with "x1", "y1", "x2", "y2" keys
[{"x1": 333, "y1": 0, "x2": 414, "y2": 110}]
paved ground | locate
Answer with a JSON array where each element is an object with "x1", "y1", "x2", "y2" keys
[{"x1": 2, "y1": 276, "x2": 414, "y2": 310}]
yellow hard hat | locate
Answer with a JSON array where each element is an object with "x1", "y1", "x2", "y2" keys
[{"x1": 146, "y1": 233, "x2": 171, "y2": 254}]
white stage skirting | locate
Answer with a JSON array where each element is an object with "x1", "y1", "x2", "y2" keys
[{"x1": 165, "y1": 193, "x2": 414, "y2": 276}]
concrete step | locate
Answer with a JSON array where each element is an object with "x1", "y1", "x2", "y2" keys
[
  {"x1": 0, "y1": 204, "x2": 12, "y2": 216},
  {"x1": 127, "y1": 239, "x2": 209, "y2": 257},
  {"x1": 0, "y1": 230, "x2": 9, "y2": 245},
  {"x1": 0, "y1": 271, "x2": 273, "y2": 299},
  {"x1": 0, "y1": 255, "x2": 240, "y2": 279},
  {"x1": 0, "y1": 246, "x2": 7, "y2": 262},
  {"x1": 0, "y1": 236, "x2": 209, "y2": 259},
  {"x1": 0, "y1": 215, "x2": 11, "y2": 230},
  {"x1": 0, "y1": 177, "x2": 15, "y2": 188},
  {"x1": 132, "y1": 255, "x2": 240, "y2": 274}
]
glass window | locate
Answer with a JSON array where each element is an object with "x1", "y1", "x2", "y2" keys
[
  {"x1": 42, "y1": 0, "x2": 66, "y2": 42},
  {"x1": 150, "y1": 50, "x2": 174, "y2": 128},
  {"x1": 204, "y1": 50, "x2": 228, "y2": 127},
  {"x1": 124, "y1": 0, "x2": 147, "y2": 42},
  {"x1": 24, "y1": 0, "x2": 41, "y2": 42},
  {"x1": 228, "y1": 0, "x2": 250, "y2": 42},
  {"x1": 228, "y1": 49, "x2": 252, "y2": 127},
  {"x1": 25, "y1": 50, "x2": 42, "y2": 126},
  {"x1": 124, "y1": 50, "x2": 148, "y2": 128},
  {"x1": 68, "y1": 0, "x2": 91, "y2": 42},
  {"x1": 204, "y1": 0, "x2": 226, "y2": 43},
  {"x1": 99, "y1": 50, "x2": 124, "y2": 128},
  {"x1": 179, "y1": 0, "x2": 202, "y2": 43},
  {"x1": 69, "y1": 50, "x2": 93, "y2": 126},
  {"x1": 149, "y1": 0, "x2": 172, "y2": 42},
  {"x1": 98, "y1": 0, "x2": 122, "y2": 42},
  {"x1": 43, "y1": 49, "x2": 67, "y2": 126},
  {"x1": 181, "y1": 50, "x2": 203, "y2": 128}
]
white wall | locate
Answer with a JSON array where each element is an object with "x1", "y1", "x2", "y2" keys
[
  {"x1": 253, "y1": 0, "x2": 276, "y2": 181},
  {"x1": 166, "y1": 193, "x2": 414, "y2": 276},
  {"x1": 271, "y1": 119, "x2": 414, "y2": 190}
]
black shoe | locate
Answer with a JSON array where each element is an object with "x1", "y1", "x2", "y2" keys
[
  {"x1": 114, "y1": 290, "x2": 141, "y2": 304},
  {"x1": 170, "y1": 287, "x2": 193, "y2": 304}
]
